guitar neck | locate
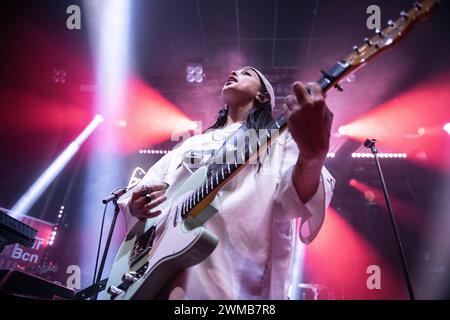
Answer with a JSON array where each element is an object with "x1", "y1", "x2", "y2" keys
[{"x1": 179, "y1": 0, "x2": 439, "y2": 219}]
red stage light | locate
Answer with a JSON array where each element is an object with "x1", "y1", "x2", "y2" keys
[
  {"x1": 348, "y1": 179, "x2": 424, "y2": 235},
  {"x1": 0, "y1": 91, "x2": 91, "y2": 135},
  {"x1": 338, "y1": 74, "x2": 450, "y2": 170},
  {"x1": 112, "y1": 77, "x2": 197, "y2": 153},
  {"x1": 303, "y1": 208, "x2": 406, "y2": 299}
]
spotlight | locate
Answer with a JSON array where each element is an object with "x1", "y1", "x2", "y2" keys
[
  {"x1": 138, "y1": 149, "x2": 171, "y2": 155},
  {"x1": 52, "y1": 69, "x2": 67, "y2": 84},
  {"x1": 186, "y1": 73, "x2": 195, "y2": 83},
  {"x1": 194, "y1": 65, "x2": 203, "y2": 75},
  {"x1": 186, "y1": 65, "x2": 195, "y2": 74},
  {"x1": 11, "y1": 114, "x2": 104, "y2": 217},
  {"x1": 444, "y1": 123, "x2": 450, "y2": 135},
  {"x1": 94, "y1": 114, "x2": 104, "y2": 123},
  {"x1": 351, "y1": 152, "x2": 407, "y2": 159},
  {"x1": 194, "y1": 73, "x2": 203, "y2": 83},
  {"x1": 186, "y1": 63, "x2": 204, "y2": 83},
  {"x1": 364, "y1": 190, "x2": 376, "y2": 202},
  {"x1": 417, "y1": 127, "x2": 426, "y2": 136}
]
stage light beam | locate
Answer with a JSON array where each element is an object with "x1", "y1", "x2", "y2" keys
[
  {"x1": 11, "y1": 115, "x2": 104, "y2": 217},
  {"x1": 338, "y1": 75, "x2": 450, "y2": 169},
  {"x1": 80, "y1": 0, "x2": 132, "y2": 289}
]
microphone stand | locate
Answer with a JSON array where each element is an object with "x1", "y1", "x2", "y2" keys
[
  {"x1": 75, "y1": 188, "x2": 126, "y2": 300},
  {"x1": 91, "y1": 197, "x2": 121, "y2": 300},
  {"x1": 364, "y1": 138, "x2": 415, "y2": 300}
]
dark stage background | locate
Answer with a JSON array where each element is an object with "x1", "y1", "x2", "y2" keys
[{"x1": 0, "y1": 0, "x2": 449, "y2": 299}]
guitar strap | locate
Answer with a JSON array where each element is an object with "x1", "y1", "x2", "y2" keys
[
  {"x1": 205, "y1": 123, "x2": 249, "y2": 177},
  {"x1": 205, "y1": 123, "x2": 289, "y2": 178}
]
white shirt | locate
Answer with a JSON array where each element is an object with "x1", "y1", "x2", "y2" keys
[{"x1": 118, "y1": 123, "x2": 335, "y2": 299}]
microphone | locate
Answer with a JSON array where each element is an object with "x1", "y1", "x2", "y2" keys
[
  {"x1": 102, "y1": 186, "x2": 128, "y2": 204},
  {"x1": 363, "y1": 138, "x2": 377, "y2": 149}
]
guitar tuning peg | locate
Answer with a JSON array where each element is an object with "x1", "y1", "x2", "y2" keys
[
  {"x1": 400, "y1": 10, "x2": 409, "y2": 19},
  {"x1": 364, "y1": 37, "x2": 373, "y2": 46},
  {"x1": 352, "y1": 45, "x2": 360, "y2": 54},
  {"x1": 413, "y1": 1, "x2": 422, "y2": 10},
  {"x1": 334, "y1": 83, "x2": 344, "y2": 92},
  {"x1": 320, "y1": 69, "x2": 335, "y2": 81},
  {"x1": 375, "y1": 29, "x2": 384, "y2": 38},
  {"x1": 387, "y1": 19, "x2": 396, "y2": 27}
]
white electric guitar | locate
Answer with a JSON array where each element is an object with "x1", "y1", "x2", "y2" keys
[{"x1": 101, "y1": 0, "x2": 438, "y2": 300}]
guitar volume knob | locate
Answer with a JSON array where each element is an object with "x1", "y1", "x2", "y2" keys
[
  {"x1": 122, "y1": 272, "x2": 139, "y2": 283},
  {"x1": 107, "y1": 285, "x2": 125, "y2": 297}
]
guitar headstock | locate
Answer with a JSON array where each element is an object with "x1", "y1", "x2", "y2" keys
[
  {"x1": 316, "y1": 0, "x2": 440, "y2": 92},
  {"x1": 344, "y1": 0, "x2": 440, "y2": 69}
]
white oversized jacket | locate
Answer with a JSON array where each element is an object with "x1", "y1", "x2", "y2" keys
[{"x1": 118, "y1": 123, "x2": 335, "y2": 299}]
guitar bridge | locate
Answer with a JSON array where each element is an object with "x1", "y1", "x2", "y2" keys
[{"x1": 129, "y1": 226, "x2": 156, "y2": 266}]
